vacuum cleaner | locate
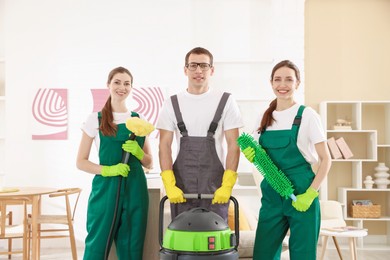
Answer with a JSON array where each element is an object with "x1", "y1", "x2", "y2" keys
[{"x1": 159, "y1": 194, "x2": 240, "y2": 260}]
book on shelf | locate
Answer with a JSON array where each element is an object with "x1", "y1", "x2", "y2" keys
[
  {"x1": 352, "y1": 199, "x2": 373, "y2": 206},
  {"x1": 322, "y1": 226, "x2": 368, "y2": 232},
  {"x1": 327, "y1": 137, "x2": 343, "y2": 159},
  {"x1": 335, "y1": 137, "x2": 353, "y2": 159},
  {"x1": 333, "y1": 125, "x2": 352, "y2": 130}
]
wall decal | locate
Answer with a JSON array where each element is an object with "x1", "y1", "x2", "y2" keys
[
  {"x1": 132, "y1": 87, "x2": 164, "y2": 139},
  {"x1": 132, "y1": 87, "x2": 164, "y2": 126},
  {"x1": 90, "y1": 87, "x2": 165, "y2": 138},
  {"x1": 32, "y1": 88, "x2": 68, "y2": 140},
  {"x1": 91, "y1": 89, "x2": 110, "y2": 112}
]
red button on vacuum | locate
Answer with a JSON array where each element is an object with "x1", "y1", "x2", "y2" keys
[{"x1": 208, "y1": 236, "x2": 216, "y2": 250}]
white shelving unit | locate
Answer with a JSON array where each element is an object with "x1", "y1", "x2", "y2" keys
[
  {"x1": 0, "y1": 59, "x2": 4, "y2": 172},
  {"x1": 320, "y1": 101, "x2": 390, "y2": 250},
  {"x1": 0, "y1": 0, "x2": 5, "y2": 174}
]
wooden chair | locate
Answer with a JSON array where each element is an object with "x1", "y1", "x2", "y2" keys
[
  {"x1": 0, "y1": 198, "x2": 30, "y2": 259},
  {"x1": 27, "y1": 188, "x2": 82, "y2": 260}
]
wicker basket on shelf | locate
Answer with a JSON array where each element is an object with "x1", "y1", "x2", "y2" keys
[{"x1": 350, "y1": 204, "x2": 381, "y2": 218}]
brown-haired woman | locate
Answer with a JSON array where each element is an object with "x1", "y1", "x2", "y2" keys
[
  {"x1": 77, "y1": 67, "x2": 152, "y2": 260},
  {"x1": 243, "y1": 60, "x2": 331, "y2": 260}
]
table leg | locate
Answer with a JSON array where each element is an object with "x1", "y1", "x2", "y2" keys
[
  {"x1": 332, "y1": 236, "x2": 343, "y2": 259},
  {"x1": 353, "y1": 238, "x2": 358, "y2": 259},
  {"x1": 320, "y1": 236, "x2": 329, "y2": 260},
  {"x1": 349, "y1": 237, "x2": 357, "y2": 260}
]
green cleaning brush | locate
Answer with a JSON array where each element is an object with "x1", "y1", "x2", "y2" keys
[{"x1": 237, "y1": 132, "x2": 297, "y2": 201}]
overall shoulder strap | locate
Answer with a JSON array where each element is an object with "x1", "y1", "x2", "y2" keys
[
  {"x1": 131, "y1": 111, "x2": 140, "y2": 118},
  {"x1": 207, "y1": 92, "x2": 231, "y2": 137},
  {"x1": 170, "y1": 95, "x2": 188, "y2": 137},
  {"x1": 291, "y1": 105, "x2": 306, "y2": 139},
  {"x1": 97, "y1": 111, "x2": 102, "y2": 124}
]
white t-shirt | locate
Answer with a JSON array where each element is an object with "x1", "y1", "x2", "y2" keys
[
  {"x1": 253, "y1": 103, "x2": 325, "y2": 164},
  {"x1": 81, "y1": 111, "x2": 145, "y2": 152},
  {"x1": 156, "y1": 89, "x2": 244, "y2": 164}
]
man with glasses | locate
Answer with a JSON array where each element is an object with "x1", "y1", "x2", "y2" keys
[{"x1": 157, "y1": 47, "x2": 243, "y2": 221}]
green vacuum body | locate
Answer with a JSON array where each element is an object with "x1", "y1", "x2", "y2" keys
[
  {"x1": 163, "y1": 208, "x2": 233, "y2": 252},
  {"x1": 159, "y1": 195, "x2": 239, "y2": 260}
]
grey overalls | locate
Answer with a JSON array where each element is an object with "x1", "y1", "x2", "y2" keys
[
  {"x1": 253, "y1": 105, "x2": 321, "y2": 260},
  {"x1": 83, "y1": 112, "x2": 149, "y2": 260},
  {"x1": 169, "y1": 92, "x2": 230, "y2": 221}
]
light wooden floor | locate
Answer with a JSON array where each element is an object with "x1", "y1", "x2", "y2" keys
[
  {"x1": 1, "y1": 247, "x2": 389, "y2": 259},
  {"x1": 0, "y1": 248, "x2": 84, "y2": 260},
  {"x1": 282, "y1": 248, "x2": 389, "y2": 260}
]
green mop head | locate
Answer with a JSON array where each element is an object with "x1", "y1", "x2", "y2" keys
[{"x1": 237, "y1": 133, "x2": 296, "y2": 201}]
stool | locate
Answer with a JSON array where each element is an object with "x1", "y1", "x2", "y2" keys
[{"x1": 320, "y1": 229, "x2": 368, "y2": 260}]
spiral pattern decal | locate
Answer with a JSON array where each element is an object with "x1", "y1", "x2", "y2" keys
[
  {"x1": 132, "y1": 87, "x2": 164, "y2": 138},
  {"x1": 132, "y1": 87, "x2": 164, "y2": 126},
  {"x1": 32, "y1": 88, "x2": 68, "y2": 140},
  {"x1": 90, "y1": 87, "x2": 165, "y2": 138}
]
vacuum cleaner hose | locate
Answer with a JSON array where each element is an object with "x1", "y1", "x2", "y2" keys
[
  {"x1": 104, "y1": 177, "x2": 122, "y2": 260},
  {"x1": 104, "y1": 134, "x2": 135, "y2": 259}
]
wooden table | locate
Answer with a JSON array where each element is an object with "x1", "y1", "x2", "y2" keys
[{"x1": 0, "y1": 187, "x2": 58, "y2": 260}]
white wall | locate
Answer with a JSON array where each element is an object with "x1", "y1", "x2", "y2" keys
[{"x1": 3, "y1": 0, "x2": 304, "y2": 247}]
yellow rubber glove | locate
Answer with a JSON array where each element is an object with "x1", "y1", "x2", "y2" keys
[
  {"x1": 292, "y1": 187, "x2": 319, "y2": 212},
  {"x1": 161, "y1": 170, "x2": 186, "y2": 204},
  {"x1": 212, "y1": 169, "x2": 238, "y2": 204},
  {"x1": 242, "y1": 147, "x2": 255, "y2": 163},
  {"x1": 122, "y1": 140, "x2": 145, "y2": 160},
  {"x1": 101, "y1": 163, "x2": 130, "y2": 177}
]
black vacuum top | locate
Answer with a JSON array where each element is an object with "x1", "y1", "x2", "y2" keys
[{"x1": 168, "y1": 207, "x2": 229, "y2": 232}]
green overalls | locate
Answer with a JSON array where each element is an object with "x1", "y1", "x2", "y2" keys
[
  {"x1": 83, "y1": 112, "x2": 149, "y2": 260},
  {"x1": 253, "y1": 106, "x2": 320, "y2": 260}
]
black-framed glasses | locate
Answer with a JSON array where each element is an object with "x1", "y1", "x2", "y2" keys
[{"x1": 186, "y1": 63, "x2": 212, "y2": 71}]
